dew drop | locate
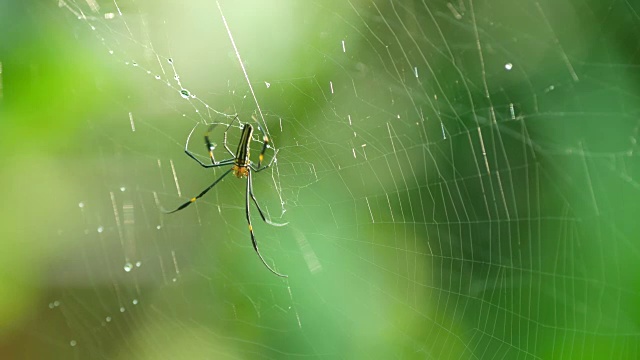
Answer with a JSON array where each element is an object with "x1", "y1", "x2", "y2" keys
[
  {"x1": 180, "y1": 89, "x2": 190, "y2": 99},
  {"x1": 156, "y1": 225, "x2": 161, "y2": 230},
  {"x1": 123, "y1": 262, "x2": 132, "y2": 272},
  {"x1": 167, "y1": 58, "x2": 173, "y2": 64},
  {"x1": 155, "y1": 75, "x2": 161, "y2": 80},
  {"x1": 132, "y1": 61, "x2": 138, "y2": 67},
  {"x1": 78, "y1": 202, "x2": 84, "y2": 208},
  {"x1": 105, "y1": 316, "x2": 112, "y2": 322},
  {"x1": 135, "y1": 261, "x2": 142, "y2": 267},
  {"x1": 108, "y1": 50, "x2": 114, "y2": 55},
  {"x1": 505, "y1": 62, "x2": 513, "y2": 70},
  {"x1": 132, "y1": 299, "x2": 138, "y2": 305},
  {"x1": 120, "y1": 186, "x2": 126, "y2": 192},
  {"x1": 54, "y1": 300, "x2": 60, "y2": 307},
  {"x1": 49, "y1": 303, "x2": 54, "y2": 309},
  {"x1": 120, "y1": 307, "x2": 126, "y2": 313},
  {"x1": 70, "y1": 340, "x2": 77, "y2": 347},
  {"x1": 97, "y1": 226, "x2": 104, "y2": 233}
]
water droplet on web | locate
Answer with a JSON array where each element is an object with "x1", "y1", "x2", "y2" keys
[
  {"x1": 132, "y1": 299, "x2": 138, "y2": 305},
  {"x1": 156, "y1": 225, "x2": 161, "y2": 230},
  {"x1": 97, "y1": 226, "x2": 104, "y2": 233},
  {"x1": 505, "y1": 63, "x2": 513, "y2": 70},
  {"x1": 70, "y1": 340, "x2": 77, "y2": 347},
  {"x1": 105, "y1": 316, "x2": 111, "y2": 322},
  {"x1": 155, "y1": 75, "x2": 161, "y2": 80},
  {"x1": 49, "y1": 303, "x2": 55, "y2": 309},
  {"x1": 78, "y1": 202, "x2": 84, "y2": 208},
  {"x1": 135, "y1": 261, "x2": 142, "y2": 267},
  {"x1": 90, "y1": 26, "x2": 95, "y2": 31},
  {"x1": 124, "y1": 262, "x2": 132, "y2": 272},
  {"x1": 54, "y1": 300, "x2": 60, "y2": 307},
  {"x1": 108, "y1": 50, "x2": 114, "y2": 55},
  {"x1": 120, "y1": 186, "x2": 126, "y2": 192},
  {"x1": 132, "y1": 61, "x2": 138, "y2": 67},
  {"x1": 265, "y1": 82, "x2": 271, "y2": 88},
  {"x1": 180, "y1": 89, "x2": 190, "y2": 99},
  {"x1": 167, "y1": 58, "x2": 173, "y2": 64},
  {"x1": 172, "y1": 277, "x2": 177, "y2": 282},
  {"x1": 120, "y1": 307, "x2": 126, "y2": 313}
]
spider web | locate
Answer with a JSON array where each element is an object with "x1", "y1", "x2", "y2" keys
[{"x1": 4, "y1": 0, "x2": 640, "y2": 358}]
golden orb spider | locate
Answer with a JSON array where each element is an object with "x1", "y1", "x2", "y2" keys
[{"x1": 163, "y1": 117, "x2": 287, "y2": 277}]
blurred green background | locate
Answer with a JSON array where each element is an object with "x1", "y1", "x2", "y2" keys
[{"x1": 1, "y1": 0, "x2": 639, "y2": 359}]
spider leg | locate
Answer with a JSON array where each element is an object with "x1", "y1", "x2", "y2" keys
[
  {"x1": 248, "y1": 170, "x2": 288, "y2": 227},
  {"x1": 185, "y1": 124, "x2": 234, "y2": 168},
  {"x1": 204, "y1": 124, "x2": 218, "y2": 164},
  {"x1": 252, "y1": 129, "x2": 277, "y2": 170},
  {"x1": 245, "y1": 170, "x2": 288, "y2": 278},
  {"x1": 251, "y1": 148, "x2": 279, "y2": 173},
  {"x1": 221, "y1": 115, "x2": 239, "y2": 157},
  {"x1": 162, "y1": 168, "x2": 233, "y2": 214}
]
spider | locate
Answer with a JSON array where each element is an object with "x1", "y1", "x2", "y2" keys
[{"x1": 163, "y1": 116, "x2": 288, "y2": 277}]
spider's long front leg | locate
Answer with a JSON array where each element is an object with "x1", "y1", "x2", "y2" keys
[
  {"x1": 185, "y1": 124, "x2": 235, "y2": 168},
  {"x1": 162, "y1": 168, "x2": 233, "y2": 214},
  {"x1": 220, "y1": 115, "x2": 240, "y2": 157},
  {"x1": 245, "y1": 169, "x2": 288, "y2": 278},
  {"x1": 248, "y1": 170, "x2": 288, "y2": 227}
]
